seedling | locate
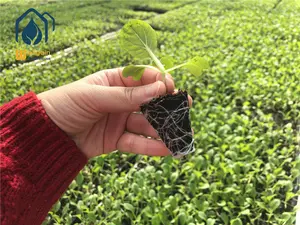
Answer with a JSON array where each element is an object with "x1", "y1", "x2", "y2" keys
[
  {"x1": 119, "y1": 20, "x2": 209, "y2": 157},
  {"x1": 119, "y1": 20, "x2": 209, "y2": 81}
]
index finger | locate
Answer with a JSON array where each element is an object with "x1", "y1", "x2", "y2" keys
[
  {"x1": 117, "y1": 132, "x2": 171, "y2": 156},
  {"x1": 121, "y1": 68, "x2": 175, "y2": 94},
  {"x1": 83, "y1": 67, "x2": 176, "y2": 94}
]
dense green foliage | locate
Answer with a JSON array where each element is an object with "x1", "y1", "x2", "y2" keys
[
  {"x1": 0, "y1": 0, "x2": 191, "y2": 70},
  {"x1": 1, "y1": 0, "x2": 299, "y2": 224}
]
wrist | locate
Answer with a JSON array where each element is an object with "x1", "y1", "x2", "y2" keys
[{"x1": 37, "y1": 91, "x2": 88, "y2": 158}]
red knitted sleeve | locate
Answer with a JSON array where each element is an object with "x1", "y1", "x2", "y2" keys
[{"x1": 0, "y1": 92, "x2": 88, "y2": 225}]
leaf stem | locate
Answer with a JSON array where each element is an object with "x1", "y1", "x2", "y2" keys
[
  {"x1": 146, "y1": 46, "x2": 166, "y2": 80},
  {"x1": 165, "y1": 62, "x2": 187, "y2": 73},
  {"x1": 135, "y1": 65, "x2": 161, "y2": 72}
]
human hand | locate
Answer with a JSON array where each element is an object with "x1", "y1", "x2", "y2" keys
[{"x1": 38, "y1": 68, "x2": 192, "y2": 159}]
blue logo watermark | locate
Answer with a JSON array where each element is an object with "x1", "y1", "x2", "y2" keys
[{"x1": 15, "y1": 8, "x2": 55, "y2": 45}]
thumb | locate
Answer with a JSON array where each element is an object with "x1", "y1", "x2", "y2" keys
[{"x1": 92, "y1": 81, "x2": 166, "y2": 112}]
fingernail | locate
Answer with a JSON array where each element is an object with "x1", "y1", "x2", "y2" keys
[
  {"x1": 166, "y1": 74, "x2": 175, "y2": 93},
  {"x1": 166, "y1": 74, "x2": 173, "y2": 84},
  {"x1": 166, "y1": 74, "x2": 173, "y2": 81}
]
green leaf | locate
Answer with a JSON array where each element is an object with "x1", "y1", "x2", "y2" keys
[
  {"x1": 230, "y1": 218, "x2": 243, "y2": 225},
  {"x1": 269, "y1": 198, "x2": 280, "y2": 211},
  {"x1": 62, "y1": 203, "x2": 69, "y2": 216},
  {"x1": 257, "y1": 201, "x2": 267, "y2": 210},
  {"x1": 123, "y1": 65, "x2": 145, "y2": 81},
  {"x1": 52, "y1": 214, "x2": 62, "y2": 223},
  {"x1": 76, "y1": 172, "x2": 84, "y2": 186},
  {"x1": 170, "y1": 171, "x2": 179, "y2": 182},
  {"x1": 160, "y1": 56, "x2": 174, "y2": 69},
  {"x1": 53, "y1": 201, "x2": 61, "y2": 213},
  {"x1": 119, "y1": 19, "x2": 157, "y2": 59},
  {"x1": 123, "y1": 203, "x2": 135, "y2": 212},
  {"x1": 88, "y1": 212, "x2": 96, "y2": 222},
  {"x1": 185, "y1": 56, "x2": 209, "y2": 76},
  {"x1": 285, "y1": 192, "x2": 295, "y2": 202},
  {"x1": 152, "y1": 214, "x2": 160, "y2": 225},
  {"x1": 119, "y1": 20, "x2": 165, "y2": 72},
  {"x1": 199, "y1": 183, "x2": 210, "y2": 190},
  {"x1": 149, "y1": 189, "x2": 156, "y2": 198},
  {"x1": 198, "y1": 211, "x2": 206, "y2": 220},
  {"x1": 239, "y1": 209, "x2": 251, "y2": 215},
  {"x1": 282, "y1": 212, "x2": 291, "y2": 221},
  {"x1": 220, "y1": 212, "x2": 229, "y2": 224},
  {"x1": 207, "y1": 218, "x2": 216, "y2": 225},
  {"x1": 178, "y1": 212, "x2": 186, "y2": 224}
]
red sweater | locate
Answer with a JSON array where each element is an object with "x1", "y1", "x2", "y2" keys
[{"x1": 0, "y1": 92, "x2": 88, "y2": 225}]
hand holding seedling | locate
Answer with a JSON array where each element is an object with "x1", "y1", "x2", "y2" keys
[
  {"x1": 38, "y1": 68, "x2": 192, "y2": 159},
  {"x1": 37, "y1": 19, "x2": 203, "y2": 159}
]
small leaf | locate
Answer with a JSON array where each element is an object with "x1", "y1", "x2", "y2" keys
[
  {"x1": 178, "y1": 212, "x2": 186, "y2": 225},
  {"x1": 119, "y1": 19, "x2": 157, "y2": 59},
  {"x1": 62, "y1": 203, "x2": 69, "y2": 216},
  {"x1": 230, "y1": 218, "x2": 243, "y2": 225},
  {"x1": 185, "y1": 56, "x2": 209, "y2": 76},
  {"x1": 169, "y1": 196, "x2": 177, "y2": 209},
  {"x1": 123, "y1": 65, "x2": 145, "y2": 81},
  {"x1": 170, "y1": 171, "x2": 179, "y2": 182},
  {"x1": 269, "y1": 198, "x2": 280, "y2": 211},
  {"x1": 240, "y1": 209, "x2": 251, "y2": 215},
  {"x1": 53, "y1": 201, "x2": 61, "y2": 213},
  {"x1": 257, "y1": 201, "x2": 267, "y2": 210},
  {"x1": 88, "y1": 212, "x2": 96, "y2": 222},
  {"x1": 149, "y1": 189, "x2": 156, "y2": 198},
  {"x1": 282, "y1": 212, "x2": 291, "y2": 221},
  {"x1": 142, "y1": 206, "x2": 152, "y2": 218},
  {"x1": 220, "y1": 212, "x2": 229, "y2": 224},
  {"x1": 207, "y1": 218, "x2": 216, "y2": 225},
  {"x1": 199, "y1": 183, "x2": 210, "y2": 190},
  {"x1": 285, "y1": 192, "x2": 295, "y2": 202},
  {"x1": 123, "y1": 203, "x2": 135, "y2": 212},
  {"x1": 76, "y1": 172, "x2": 84, "y2": 186},
  {"x1": 160, "y1": 56, "x2": 174, "y2": 69},
  {"x1": 152, "y1": 214, "x2": 160, "y2": 225},
  {"x1": 198, "y1": 211, "x2": 206, "y2": 220}
]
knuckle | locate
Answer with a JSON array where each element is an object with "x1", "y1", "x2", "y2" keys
[
  {"x1": 124, "y1": 87, "x2": 135, "y2": 104},
  {"x1": 145, "y1": 138, "x2": 150, "y2": 155},
  {"x1": 127, "y1": 134, "x2": 135, "y2": 150}
]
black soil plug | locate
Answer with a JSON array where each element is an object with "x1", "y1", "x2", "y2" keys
[{"x1": 141, "y1": 90, "x2": 194, "y2": 158}]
